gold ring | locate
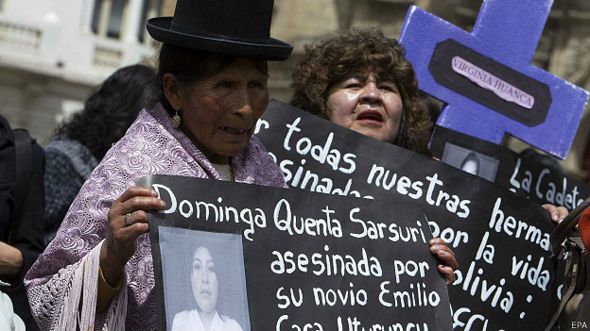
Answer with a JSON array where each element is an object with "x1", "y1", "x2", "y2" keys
[{"x1": 125, "y1": 213, "x2": 133, "y2": 227}]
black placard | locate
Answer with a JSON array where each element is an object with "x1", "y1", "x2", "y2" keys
[
  {"x1": 145, "y1": 176, "x2": 452, "y2": 331},
  {"x1": 255, "y1": 99, "x2": 557, "y2": 331}
]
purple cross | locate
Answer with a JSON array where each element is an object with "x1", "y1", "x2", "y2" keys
[{"x1": 399, "y1": 0, "x2": 589, "y2": 159}]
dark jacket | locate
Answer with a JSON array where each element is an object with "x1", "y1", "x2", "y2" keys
[{"x1": 0, "y1": 114, "x2": 45, "y2": 331}]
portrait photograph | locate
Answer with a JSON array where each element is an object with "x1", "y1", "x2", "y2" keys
[
  {"x1": 441, "y1": 142, "x2": 500, "y2": 182},
  {"x1": 158, "y1": 227, "x2": 251, "y2": 331}
]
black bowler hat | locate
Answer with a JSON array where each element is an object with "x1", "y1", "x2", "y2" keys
[{"x1": 146, "y1": 0, "x2": 293, "y2": 61}]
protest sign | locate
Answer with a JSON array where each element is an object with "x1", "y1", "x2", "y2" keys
[
  {"x1": 257, "y1": 99, "x2": 557, "y2": 330},
  {"x1": 430, "y1": 127, "x2": 590, "y2": 209},
  {"x1": 144, "y1": 175, "x2": 452, "y2": 331},
  {"x1": 399, "y1": 0, "x2": 589, "y2": 159}
]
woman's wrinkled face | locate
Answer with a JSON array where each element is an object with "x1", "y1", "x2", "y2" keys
[
  {"x1": 179, "y1": 59, "x2": 269, "y2": 163},
  {"x1": 191, "y1": 247, "x2": 218, "y2": 314},
  {"x1": 326, "y1": 71, "x2": 403, "y2": 143}
]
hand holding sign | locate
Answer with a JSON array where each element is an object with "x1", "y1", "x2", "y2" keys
[
  {"x1": 430, "y1": 237, "x2": 458, "y2": 283},
  {"x1": 98, "y1": 186, "x2": 167, "y2": 310}
]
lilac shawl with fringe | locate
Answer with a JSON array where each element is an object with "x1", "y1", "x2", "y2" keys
[{"x1": 24, "y1": 103, "x2": 286, "y2": 330}]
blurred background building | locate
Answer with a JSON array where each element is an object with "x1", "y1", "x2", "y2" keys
[{"x1": 0, "y1": 0, "x2": 589, "y2": 182}]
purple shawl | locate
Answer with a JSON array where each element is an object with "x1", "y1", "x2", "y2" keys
[{"x1": 25, "y1": 104, "x2": 286, "y2": 330}]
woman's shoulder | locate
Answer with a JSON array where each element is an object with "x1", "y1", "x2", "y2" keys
[
  {"x1": 102, "y1": 107, "x2": 201, "y2": 177},
  {"x1": 235, "y1": 135, "x2": 287, "y2": 188},
  {"x1": 173, "y1": 309, "x2": 194, "y2": 318},
  {"x1": 97, "y1": 109, "x2": 183, "y2": 176},
  {"x1": 45, "y1": 138, "x2": 97, "y2": 179},
  {"x1": 219, "y1": 314, "x2": 244, "y2": 331},
  {"x1": 171, "y1": 310, "x2": 197, "y2": 329}
]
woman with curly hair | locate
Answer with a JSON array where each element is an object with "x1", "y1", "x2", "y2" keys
[
  {"x1": 291, "y1": 29, "x2": 457, "y2": 282},
  {"x1": 43, "y1": 64, "x2": 155, "y2": 244},
  {"x1": 290, "y1": 28, "x2": 457, "y2": 282},
  {"x1": 291, "y1": 28, "x2": 432, "y2": 155},
  {"x1": 289, "y1": 28, "x2": 572, "y2": 283}
]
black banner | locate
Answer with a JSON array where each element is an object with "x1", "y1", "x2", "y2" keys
[
  {"x1": 256, "y1": 100, "x2": 557, "y2": 331},
  {"x1": 145, "y1": 175, "x2": 452, "y2": 331}
]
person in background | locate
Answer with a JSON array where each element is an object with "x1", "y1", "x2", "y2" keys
[
  {"x1": 25, "y1": 0, "x2": 292, "y2": 329},
  {"x1": 43, "y1": 64, "x2": 155, "y2": 245},
  {"x1": 0, "y1": 114, "x2": 45, "y2": 330},
  {"x1": 291, "y1": 28, "x2": 457, "y2": 280}
]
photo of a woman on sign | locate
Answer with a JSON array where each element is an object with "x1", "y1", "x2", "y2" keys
[
  {"x1": 440, "y1": 142, "x2": 500, "y2": 182},
  {"x1": 159, "y1": 228, "x2": 249, "y2": 331},
  {"x1": 459, "y1": 152, "x2": 480, "y2": 176},
  {"x1": 171, "y1": 245, "x2": 244, "y2": 331}
]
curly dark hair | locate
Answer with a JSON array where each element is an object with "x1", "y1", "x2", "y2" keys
[
  {"x1": 56, "y1": 64, "x2": 156, "y2": 160},
  {"x1": 290, "y1": 28, "x2": 432, "y2": 154}
]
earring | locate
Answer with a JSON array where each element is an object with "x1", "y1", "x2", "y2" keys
[{"x1": 171, "y1": 107, "x2": 181, "y2": 129}]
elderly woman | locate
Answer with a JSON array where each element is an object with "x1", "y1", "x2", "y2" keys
[
  {"x1": 291, "y1": 28, "x2": 457, "y2": 281},
  {"x1": 171, "y1": 246, "x2": 242, "y2": 331},
  {"x1": 24, "y1": 0, "x2": 292, "y2": 330}
]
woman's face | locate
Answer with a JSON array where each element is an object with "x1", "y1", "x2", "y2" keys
[
  {"x1": 178, "y1": 59, "x2": 269, "y2": 163},
  {"x1": 191, "y1": 247, "x2": 218, "y2": 314},
  {"x1": 461, "y1": 154, "x2": 480, "y2": 176},
  {"x1": 326, "y1": 71, "x2": 403, "y2": 144}
]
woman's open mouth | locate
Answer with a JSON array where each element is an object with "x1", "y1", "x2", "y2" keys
[
  {"x1": 356, "y1": 110, "x2": 384, "y2": 123},
  {"x1": 219, "y1": 126, "x2": 247, "y2": 135}
]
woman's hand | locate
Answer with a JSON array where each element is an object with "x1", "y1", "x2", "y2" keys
[
  {"x1": 429, "y1": 238, "x2": 458, "y2": 284},
  {"x1": 100, "y1": 186, "x2": 166, "y2": 285},
  {"x1": 542, "y1": 203, "x2": 569, "y2": 225}
]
